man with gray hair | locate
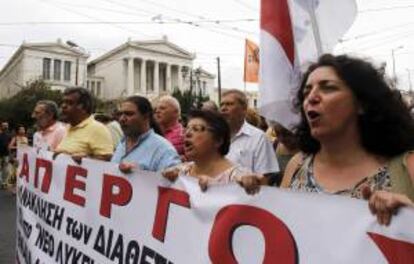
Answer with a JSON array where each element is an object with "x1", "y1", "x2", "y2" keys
[
  {"x1": 220, "y1": 89, "x2": 279, "y2": 182},
  {"x1": 32, "y1": 100, "x2": 66, "y2": 151},
  {"x1": 155, "y1": 95, "x2": 184, "y2": 155},
  {"x1": 201, "y1": 100, "x2": 219, "y2": 112}
]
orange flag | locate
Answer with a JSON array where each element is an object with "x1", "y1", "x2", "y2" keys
[{"x1": 244, "y1": 39, "x2": 260, "y2": 83}]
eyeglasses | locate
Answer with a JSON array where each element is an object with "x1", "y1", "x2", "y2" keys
[{"x1": 185, "y1": 124, "x2": 214, "y2": 133}]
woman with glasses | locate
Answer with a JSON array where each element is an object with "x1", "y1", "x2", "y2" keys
[{"x1": 163, "y1": 109, "x2": 261, "y2": 194}]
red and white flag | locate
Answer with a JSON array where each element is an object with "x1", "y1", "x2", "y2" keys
[{"x1": 259, "y1": 0, "x2": 357, "y2": 129}]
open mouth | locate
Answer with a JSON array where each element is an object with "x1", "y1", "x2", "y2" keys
[
  {"x1": 307, "y1": 110, "x2": 321, "y2": 122},
  {"x1": 184, "y1": 140, "x2": 194, "y2": 152}
]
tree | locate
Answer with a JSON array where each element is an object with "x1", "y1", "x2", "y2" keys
[
  {"x1": 0, "y1": 80, "x2": 62, "y2": 129},
  {"x1": 171, "y1": 88, "x2": 209, "y2": 123}
]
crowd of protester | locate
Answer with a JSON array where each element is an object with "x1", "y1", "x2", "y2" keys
[{"x1": 0, "y1": 53, "x2": 413, "y2": 226}]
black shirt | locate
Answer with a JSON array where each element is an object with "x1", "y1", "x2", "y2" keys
[{"x1": 0, "y1": 132, "x2": 11, "y2": 157}]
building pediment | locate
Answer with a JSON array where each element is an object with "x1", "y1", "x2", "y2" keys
[
  {"x1": 130, "y1": 41, "x2": 194, "y2": 59},
  {"x1": 24, "y1": 42, "x2": 88, "y2": 57},
  {"x1": 89, "y1": 38, "x2": 195, "y2": 65}
]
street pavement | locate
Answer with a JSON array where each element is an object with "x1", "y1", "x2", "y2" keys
[{"x1": 0, "y1": 189, "x2": 16, "y2": 263}]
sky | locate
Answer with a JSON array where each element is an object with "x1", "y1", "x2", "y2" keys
[{"x1": 1, "y1": 0, "x2": 414, "y2": 91}]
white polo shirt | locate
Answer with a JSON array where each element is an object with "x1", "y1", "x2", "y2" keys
[{"x1": 226, "y1": 121, "x2": 279, "y2": 174}]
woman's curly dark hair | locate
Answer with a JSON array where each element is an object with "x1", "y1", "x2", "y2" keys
[{"x1": 293, "y1": 54, "x2": 414, "y2": 157}]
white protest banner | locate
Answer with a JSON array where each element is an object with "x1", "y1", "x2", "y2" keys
[{"x1": 16, "y1": 147, "x2": 414, "y2": 263}]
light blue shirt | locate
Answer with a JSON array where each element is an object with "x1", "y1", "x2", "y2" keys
[{"x1": 111, "y1": 129, "x2": 181, "y2": 171}]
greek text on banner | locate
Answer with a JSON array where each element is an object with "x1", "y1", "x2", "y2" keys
[{"x1": 16, "y1": 146, "x2": 414, "y2": 263}]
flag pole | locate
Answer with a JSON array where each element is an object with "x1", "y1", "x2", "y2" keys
[
  {"x1": 243, "y1": 39, "x2": 247, "y2": 92},
  {"x1": 308, "y1": 0, "x2": 323, "y2": 56},
  {"x1": 217, "y1": 57, "x2": 222, "y2": 104}
]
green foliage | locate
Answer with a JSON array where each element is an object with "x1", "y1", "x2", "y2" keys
[
  {"x1": 0, "y1": 80, "x2": 62, "y2": 129},
  {"x1": 171, "y1": 88, "x2": 209, "y2": 123},
  {"x1": 195, "y1": 88, "x2": 210, "y2": 109},
  {"x1": 95, "y1": 99, "x2": 121, "y2": 115},
  {"x1": 0, "y1": 79, "x2": 119, "y2": 131}
]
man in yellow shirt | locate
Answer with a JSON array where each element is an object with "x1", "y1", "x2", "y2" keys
[{"x1": 55, "y1": 87, "x2": 113, "y2": 161}]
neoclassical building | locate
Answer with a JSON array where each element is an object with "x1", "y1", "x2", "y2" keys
[
  {"x1": 0, "y1": 39, "x2": 88, "y2": 98},
  {"x1": 87, "y1": 37, "x2": 215, "y2": 100}
]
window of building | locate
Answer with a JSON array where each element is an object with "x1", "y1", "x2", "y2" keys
[
  {"x1": 42, "y1": 58, "x2": 51, "y2": 80},
  {"x1": 202, "y1": 81, "x2": 207, "y2": 95},
  {"x1": 87, "y1": 81, "x2": 90, "y2": 89},
  {"x1": 53, "y1": 59, "x2": 61, "y2": 81},
  {"x1": 97, "y1": 82, "x2": 101, "y2": 97},
  {"x1": 64, "y1": 61, "x2": 71, "y2": 81},
  {"x1": 91, "y1": 81, "x2": 95, "y2": 95},
  {"x1": 88, "y1": 64, "x2": 96, "y2": 75}
]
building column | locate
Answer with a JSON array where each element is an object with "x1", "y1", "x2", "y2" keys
[
  {"x1": 140, "y1": 59, "x2": 146, "y2": 94},
  {"x1": 177, "y1": 65, "x2": 183, "y2": 91},
  {"x1": 153, "y1": 60, "x2": 159, "y2": 95},
  {"x1": 127, "y1": 58, "x2": 134, "y2": 96},
  {"x1": 166, "y1": 63, "x2": 172, "y2": 92}
]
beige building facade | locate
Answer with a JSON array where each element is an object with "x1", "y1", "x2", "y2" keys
[
  {"x1": 0, "y1": 39, "x2": 88, "y2": 98},
  {"x1": 87, "y1": 37, "x2": 215, "y2": 100}
]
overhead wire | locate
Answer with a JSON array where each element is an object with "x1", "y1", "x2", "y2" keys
[
  {"x1": 97, "y1": 0, "x2": 256, "y2": 38},
  {"x1": 35, "y1": 0, "x2": 156, "y2": 38},
  {"x1": 231, "y1": 0, "x2": 258, "y2": 12},
  {"x1": 0, "y1": 19, "x2": 258, "y2": 26},
  {"x1": 339, "y1": 18, "x2": 414, "y2": 51},
  {"x1": 43, "y1": 1, "x2": 151, "y2": 17},
  {"x1": 341, "y1": 26, "x2": 414, "y2": 52},
  {"x1": 14, "y1": 1, "x2": 414, "y2": 74},
  {"x1": 341, "y1": 30, "x2": 409, "y2": 50},
  {"x1": 337, "y1": 3, "x2": 414, "y2": 50},
  {"x1": 358, "y1": 30, "x2": 414, "y2": 52},
  {"x1": 359, "y1": 4, "x2": 414, "y2": 13},
  {"x1": 1, "y1": 0, "x2": 259, "y2": 48},
  {"x1": 134, "y1": 0, "x2": 257, "y2": 35},
  {"x1": 341, "y1": 20, "x2": 414, "y2": 43}
]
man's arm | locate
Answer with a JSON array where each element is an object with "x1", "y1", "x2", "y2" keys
[{"x1": 92, "y1": 154, "x2": 112, "y2": 161}]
